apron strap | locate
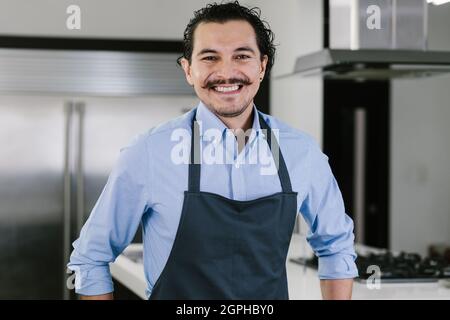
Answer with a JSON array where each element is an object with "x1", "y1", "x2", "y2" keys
[
  {"x1": 189, "y1": 109, "x2": 293, "y2": 193},
  {"x1": 189, "y1": 115, "x2": 201, "y2": 192},
  {"x1": 257, "y1": 113, "x2": 293, "y2": 193}
]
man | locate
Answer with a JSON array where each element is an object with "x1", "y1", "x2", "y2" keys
[{"x1": 68, "y1": 1, "x2": 358, "y2": 300}]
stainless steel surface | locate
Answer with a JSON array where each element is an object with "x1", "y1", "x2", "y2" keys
[
  {"x1": 290, "y1": 49, "x2": 450, "y2": 80},
  {"x1": 63, "y1": 101, "x2": 74, "y2": 300},
  {"x1": 330, "y1": 0, "x2": 427, "y2": 50},
  {"x1": 393, "y1": 0, "x2": 428, "y2": 50},
  {"x1": 295, "y1": 0, "x2": 442, "y2": 80},
  {"x1": 62, "y1": 101, "x2": 85, "y2": 300},
  {"x1": 354, "y1": 109, "x2": 366, "y2": 244},
  {"x1": 74, "y1": 102, "x2": 85, "y2": 237},
  {"x1": 352, "y1": 0, "x2": 394, "y2": 49},
  {"x1": 0, "y1": 49, "x2": 194, "y2": 96},
  {"x1": 0, "y1": 96, "x2": 65, "y2": 299},
  {"x1": 0, "y1": 94, "x2": 196, "y2": 299}
]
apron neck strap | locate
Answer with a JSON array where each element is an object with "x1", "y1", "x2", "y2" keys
[
  {"x1": 189, "y1": 114, "x2": 202, "y2": 192},
  {"x1": 257, "y1": 112, "x2": 293, "y2": 193},
  {"x1": 189, "y1": 109, "x2": 293, "y2": 193}
]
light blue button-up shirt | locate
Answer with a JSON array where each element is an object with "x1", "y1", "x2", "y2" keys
[{"x1": 68, "y1": 101, "x2": 358, "y2": 298}]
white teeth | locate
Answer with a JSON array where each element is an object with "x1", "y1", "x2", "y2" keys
[{"x1": 213, "y1": 85, "x2": 240, "y2": 92}]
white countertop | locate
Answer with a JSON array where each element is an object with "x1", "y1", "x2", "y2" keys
[{"x1": 110, "y1": 234, "x2": 450, "y2": 300}]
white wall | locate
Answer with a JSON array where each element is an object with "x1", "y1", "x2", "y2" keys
[{"x1": 390, "y1": 4, "x2": 450, "y2": 255}]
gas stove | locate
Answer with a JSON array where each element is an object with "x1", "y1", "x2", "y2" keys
[{"x1": 290, "y1": 250, "x2": 450, "y2": 283}]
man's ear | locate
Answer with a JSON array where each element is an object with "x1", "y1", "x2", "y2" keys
[
  {"x1": 260, "y1": 54, "x2": 268, "y2": 81},
  {"x1": 180, "y1": 57, "x2": 194, "y2": 86}
]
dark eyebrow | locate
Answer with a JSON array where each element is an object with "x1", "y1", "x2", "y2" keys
[
  {"x1": 196, "y1": 47, "x2": 256, "y2": 56},
  {"x1": 197, "y1": 48, "x2": 218, "y2": 56},
  {"x1": 235, "y1": 46, "x2": 256, "y2": 54}
]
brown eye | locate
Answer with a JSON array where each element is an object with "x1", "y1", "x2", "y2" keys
[
  {"x1": 203, "y1": 56, "x2": 217, "y2": 61},
  {"x1": 236, "y1": 55, "x2": 250, "y2": 60}
]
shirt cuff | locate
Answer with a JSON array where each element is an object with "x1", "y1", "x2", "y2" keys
[
  {"x1": 318, "y1": 253, "x2": 359, "y2": 280},
  {"x1": 69, "y1": 265, "x2": 114, "y2": 296}
]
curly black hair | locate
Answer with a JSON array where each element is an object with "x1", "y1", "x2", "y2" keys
[{"x1": 177, "y1": 1, "x2": 276, "y2": 74}]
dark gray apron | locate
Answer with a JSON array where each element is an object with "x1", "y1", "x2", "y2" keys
[{"x1": 150, "y1": 109, "x2": 298, "y2": 300}]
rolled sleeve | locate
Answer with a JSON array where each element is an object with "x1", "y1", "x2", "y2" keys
[
  {"x1": 67, "y1": 133, "x2": 151, "y2": 296},
  {"x1": 299, "y1": 137, "x2": 359, "y2": 280},
  {"x1": 318, "y1": 254, "x2": 358, "y2": 280},
  {"x1": 68, "y1": 264, "x2": 114, "y2": 296}
]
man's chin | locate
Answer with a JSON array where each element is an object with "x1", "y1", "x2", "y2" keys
[
  {"x1": 214, "y1": 106, "x2": 248, "y2": 118},
  {"x1": 208, "y1": 101, "x2": 253, "y2": 118}
]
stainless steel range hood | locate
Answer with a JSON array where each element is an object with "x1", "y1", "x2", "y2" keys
[
  {"x1": 294, "y1": 48, "x2": 450, "y2": 80},
  {"x1": 292, "y1": 0, "x2": 450, "y2": 80}
]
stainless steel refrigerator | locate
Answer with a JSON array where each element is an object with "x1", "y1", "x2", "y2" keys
[
  {"x1": 0, "y1": 48, "x2": 196, "y2": 299},
  {"x1": 0, "y1": 95, "x2": 196, "y2": 299}
]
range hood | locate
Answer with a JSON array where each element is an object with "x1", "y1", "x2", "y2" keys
[
  {"x1": 294, "y1": 48, "x2": 450, "y2": 80},
  {"x1": 293, "y1": 0, "x2": 450, "y2": 80}
]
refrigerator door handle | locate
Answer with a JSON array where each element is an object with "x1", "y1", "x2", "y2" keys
[
  {"x1": 63, "y1": 101, "x2": 86, "y2": 300},
  {"x1": 353, "y1": 108, "x2": 367, "y2": 244},
  {"x1": 74, "y1": 102, "x2": 85, "y2": 236},
  {"x1": 63, "y1": 101, "x2": 74, "y2": 300}
]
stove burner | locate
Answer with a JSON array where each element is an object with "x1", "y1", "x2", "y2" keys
[{"x1": 290, "y1": 250, "x2": 450, "y2": 283}]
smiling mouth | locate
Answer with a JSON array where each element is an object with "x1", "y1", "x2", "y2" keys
[{"x1": 210, "y1": 84, "x2": 244, "y2": 94}]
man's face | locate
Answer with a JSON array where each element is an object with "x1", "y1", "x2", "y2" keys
[{"x1": 181, "y1": 20, "x2": 268, "y2": 118}]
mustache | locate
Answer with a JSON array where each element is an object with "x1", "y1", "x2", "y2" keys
[{"x1": 202, "y1": 77, "x2": 252, "y2": 89}]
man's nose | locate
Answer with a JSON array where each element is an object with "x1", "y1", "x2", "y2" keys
[{"x1": 214, "y1": 58, "x2": 237, "y2": 80}]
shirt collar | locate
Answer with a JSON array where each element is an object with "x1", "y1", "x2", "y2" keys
[{"x1": 195, "y1": 101, "x2": 264, "y2": 143}]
